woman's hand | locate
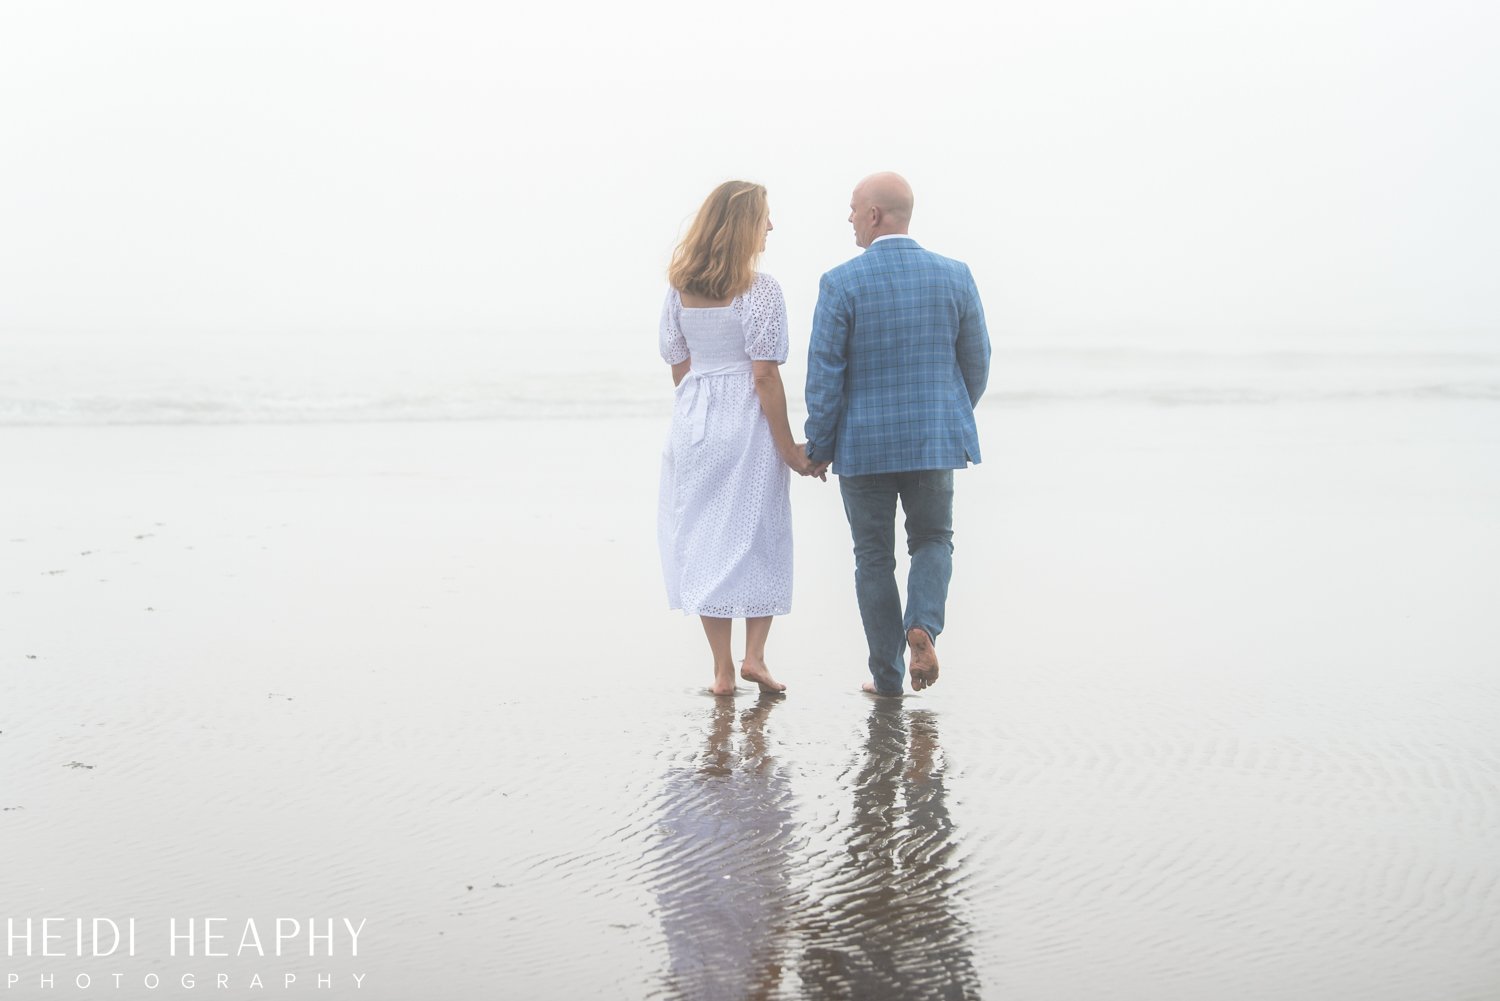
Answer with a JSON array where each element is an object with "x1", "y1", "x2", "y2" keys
[
  {"x1": 752, "y1": 363, "x2": 827, "y2": 481},
  {"x1": 783, "y1": 442, "x2": 826, "y2": 480}
]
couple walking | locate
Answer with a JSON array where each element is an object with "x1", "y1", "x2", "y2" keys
[{"x1": 657, "y1": 173, "x2": 991, "y2": 698}]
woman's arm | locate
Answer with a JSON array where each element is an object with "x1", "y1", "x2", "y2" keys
[
  {"x1": 753, "y1": 360, "x2": 815, "y2": 476},
  {"x1": 660, "y1": 288, "x2": 690, "y2": 384}
]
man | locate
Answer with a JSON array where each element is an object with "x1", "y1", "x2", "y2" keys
[{"x1": 804, "y1": 172, "x2": 991, "y2": 696}]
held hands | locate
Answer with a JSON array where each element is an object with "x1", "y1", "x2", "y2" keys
[{"x1": 783, "y1": 442, "x2": 829, "y2": 481}]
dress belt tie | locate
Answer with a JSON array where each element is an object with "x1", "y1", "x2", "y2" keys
[{"x1": 677, "y1": 362, "x2": 754, "y2": 445}]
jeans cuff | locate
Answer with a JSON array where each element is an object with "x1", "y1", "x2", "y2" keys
[{"x1": 904, "y1": 623, "x2": 936, "y2": 644}]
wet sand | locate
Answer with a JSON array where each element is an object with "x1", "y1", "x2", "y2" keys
[{"x1": 3, "y1": 400, "x2": 1498, "y2": 999}]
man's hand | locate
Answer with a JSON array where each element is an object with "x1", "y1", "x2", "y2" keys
[
  {"x1": 783, "y1": 442, "x2": 818, "y2": 477},
  {"x1": 802, "y1": 443, "x2": 830, "y2": 481},
  {"x1": 784, "y1": 443, "x2": 829, "y2": 480}
]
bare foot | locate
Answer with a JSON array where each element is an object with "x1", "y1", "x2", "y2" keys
[
  {"x1": 740, "y1": 658, "x2": 786, "y2": 693},
  {"x1": 711, "y1": 665, "x2": 737, "y2": 697},
  {"x1": 861, "y1": 681, "x2": 902, "y2": 697},
  {"x1": 907, "y1": 627, "x2": 939, "y2": 691}
]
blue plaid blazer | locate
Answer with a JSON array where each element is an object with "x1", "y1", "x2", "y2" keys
[{"x1": 804, "y1": 237, "x2": 991, "y2": 476}]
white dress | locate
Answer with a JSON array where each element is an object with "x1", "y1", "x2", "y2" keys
[{"x1": 658, "y1": 272, "x2": 793, "y2": 618}]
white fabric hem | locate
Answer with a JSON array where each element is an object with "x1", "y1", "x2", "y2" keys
[{"x1": 671, "y1": 604, "x2": 791, "y2": 618}]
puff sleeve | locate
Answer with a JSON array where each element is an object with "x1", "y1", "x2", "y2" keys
[
  {"x1": 742, "y1": 273, "x2": 789, "y2": 363},
  {"x1": 659, "y1": 288, "x2": 689, "y2": 364}
]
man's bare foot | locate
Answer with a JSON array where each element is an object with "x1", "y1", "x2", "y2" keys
[
  {"x1": 907, "y1": 627, "x2": 939, "y2": 691},
  {"x1": 861, "y1": 681, "x2": 902, "y2": 697},
  {"x1": 740, "y1": 658, "x2": 786, "y2": 693}
]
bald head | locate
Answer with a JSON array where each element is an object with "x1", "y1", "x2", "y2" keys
[{"x1": 849, "y1": 171, "x2": 914, "y2": 249}]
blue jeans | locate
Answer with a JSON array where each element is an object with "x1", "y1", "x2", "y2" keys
[{"x1": 839, "y1": 469, "x2": 955, "y2": 694}]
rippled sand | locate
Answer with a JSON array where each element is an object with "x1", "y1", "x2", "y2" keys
[{"x1": 3, "y1": 399, "x2": 1498, "y2": 999}]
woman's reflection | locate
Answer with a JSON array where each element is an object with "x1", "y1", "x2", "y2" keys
[
  {"x1": 800, "y1": 701, "x2": 979, "y2": 1000},
  {"x1": 652, "y1": 694, "x2": 794, "y2": 1000}
]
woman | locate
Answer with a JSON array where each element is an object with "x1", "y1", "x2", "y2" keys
[{"x1": 657, "y1": 180, "x2": 818, "y2": 696}]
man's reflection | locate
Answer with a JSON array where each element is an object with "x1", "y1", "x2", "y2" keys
[
  {"x1": 652, "y1": 695, "x2": 793, "y2": 1000},
  {"x1": 799, "y1": 701, "x2": 978, "y2": 1000}
]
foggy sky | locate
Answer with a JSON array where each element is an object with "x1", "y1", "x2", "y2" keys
[{"x1": 2, "y1": 0, "x2": 1497, "y2": 345}]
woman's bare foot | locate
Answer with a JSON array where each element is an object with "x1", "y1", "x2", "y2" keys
[
  {"x1": 711, "y1": 664, "x2": 737, "y2": 696},
  {"x1": 740, "y1": 657, "x2": 786, "y2": 693},
  {"x1": 907, "y1": 627, "x2": 939, "y2": 691}
]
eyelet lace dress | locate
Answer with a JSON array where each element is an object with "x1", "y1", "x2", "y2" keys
[{"x1": 657, "y1": 272, "x2": 793, "y2": 618}]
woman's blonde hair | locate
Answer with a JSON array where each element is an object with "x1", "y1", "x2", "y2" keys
[{"x1": 668, "y1": 180, "x2": 768, "y2": 300}]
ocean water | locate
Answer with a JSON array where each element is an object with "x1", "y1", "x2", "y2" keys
[{"x1": 3, "y1": 330, "x2": 1498, "y2": 425}]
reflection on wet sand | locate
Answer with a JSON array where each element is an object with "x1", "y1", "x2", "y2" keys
[
  {"x1": 648, "y1": 697, "x2": 976, "y2": 1000},
  {"x1": 799, "y1": 701, "x2": 978, "y2": 1000},
  {"x1": 651, "y1": 695, "x2": 795, "y2": 1000}
]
